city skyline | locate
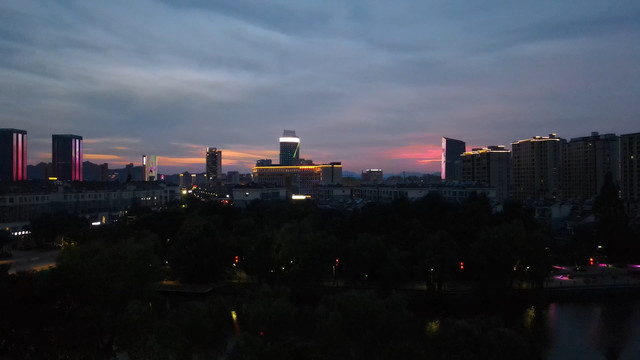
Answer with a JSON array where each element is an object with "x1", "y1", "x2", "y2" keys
[{"x1": 1, "y1": 1, "x2": 639, "y2": 174}]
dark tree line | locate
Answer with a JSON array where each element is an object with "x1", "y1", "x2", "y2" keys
[{"x1": 4, "y1": 188, "x2": 636, "y2": 358}]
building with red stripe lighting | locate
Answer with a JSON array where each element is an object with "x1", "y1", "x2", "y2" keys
[{"x1": 0, "y1": 129, "x2": 27, "y2": 182}]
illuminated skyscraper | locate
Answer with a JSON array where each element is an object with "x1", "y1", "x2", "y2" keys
[
  {"x1": 206, "y1": 147, "x2": 222, "y2": 184},
  {"x1": 52, "y1": 134, "x2": 83, "y2": 181},
  {"x1": 441, "y1": 137, "x2": 466, "y2": 182},
  {"x1": 279, "y1": 130, "x2": 300, "y2": 166},
  {"x1": 142, "y1": 155, "x2": 158, "y2": 181},
  {"x1": 0, "y1": 128, "x2": 27, "y2": 182}
]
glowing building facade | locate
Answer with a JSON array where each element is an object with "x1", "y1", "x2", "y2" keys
[
  {"x1": 142, "y1": 155, "x2": 158, "y2": 181},
  {"x1": 252, "y1": 163, "x2": 342, "y2": 196},
  {"x1": 0, "y1": 129, "x2": 27, "y2": 182},
  {"x1": 52, "y1": 134, "x2": 83, "y2": 181}
]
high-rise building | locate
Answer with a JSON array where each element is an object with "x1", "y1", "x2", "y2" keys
[
  {"x1": 620, "y1": 133, "x2": 640, "y2": 213},
  {"x1": 565, "y1": 132, "x2": 619, "y2": 200},
  {"x1": 142, "y1": 155, "x2": 158, "y2": 181},
  {"x1": 511, "y1": 134, "x2": 566, "y2": 201},
  {"x1": 279, "y1": 130, "x2": 300, "y2": 166},
  {"x1": 0, "y1": 128, "x2": 27, "y2": 182},
  {"x1": 52, "y1": 134, "x2": 83, "y2": 181},
  {"x1": 206, "y1": 147, "x2": 222, "y2": 184},
  {"x1": 441, "y1": 137, "x2": 466, "y2": 182},
  {"x1": 461, "y1": 146, "x2": 510, "y2": 201}
]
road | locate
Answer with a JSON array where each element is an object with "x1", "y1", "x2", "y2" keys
[{"x1": 0, "y1": 249, "x2": 60, "y2": 274}]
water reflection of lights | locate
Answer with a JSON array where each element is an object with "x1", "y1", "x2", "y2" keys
[
  {"x1": 231, "y1": 310, "x2": 240, "y2": 334},
  {"x1": 426, "y1": 319, "x2": 440, "y2": 336},
  {"x1": 548, "y1": 303, "x2": 557, "y2": 329},
  {"x1": 524, "y1": 306, "x2": 536, "y2": 331}
]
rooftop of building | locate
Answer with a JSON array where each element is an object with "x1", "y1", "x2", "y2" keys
[
  {"x1": 462, "y1": 146, "x2": 509, "y2": 155},
  {"x1": 512, "y1": 133, "x2": 563, "y2": 144},
  {"x1": 52, "y1": 134, "x2": 83, "y2": 139},
  {"x1": 253, "y1": 162, "x2": 342, "y2": 169},
  {"x1": 569, "y1": 132, "x2": 618, "y2": 142},
  {"x1": 0, "y1": 128, "x2": 27, "y2": 134}
]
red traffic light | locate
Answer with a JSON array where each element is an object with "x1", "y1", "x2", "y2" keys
[
  {"x1": 335, "y1": 259, "x2": 339, "y2": 267},
  {"x1": 460, "y1": 262, "x2": 464, "y2": 270},
  {"x1": 235, "y1": 256, "x2": 239, "y2": 264}
]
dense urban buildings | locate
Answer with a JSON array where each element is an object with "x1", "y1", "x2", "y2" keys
[
  {"x1": 52, "y1": 134, "x2": 83, "y2": 182},
  {"x1": 205, "y1": 147, "x2": 222, "y2": 185},
  {"x1": 511, "y1": 134, "x2": 566, "y2": 201},
  {"x1": 0, "y1": 181, "x2": 180, "y2": 231},
  {"x1": 441, "y1": 137, "x2": 466, "y2": 182},
  {"x1": 279, "y1": 130, "x2": 300, "y2": 166},
  {"x1": 351, "y1": 183, "x2": 496, "y2": 203},
  {"x1": 0, "y1": 129, "x2": 27, "y2": 182},
  {"x1": 621, "y1": 133, "x2": 640, "y2": 213},
  {"x1": 4, "y1": 125, "x2": 640, "y2": 214},
  {"x1": 461, "y1": 146, "x2": 510, "y2": 201},
  {"x1": 565, "y1": 132, "x2": 619, "y2": 200}
]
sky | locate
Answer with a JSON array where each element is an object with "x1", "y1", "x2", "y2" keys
[{"x1": 1, "y1": 1, "x2": 639, "y2": 175}]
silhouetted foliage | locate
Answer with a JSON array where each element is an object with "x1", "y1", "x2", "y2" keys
[
  {"x1": 2, "y1": 194, "x2": 562, "y2": 358},
  {"x1": 594, "y1": 173, "x2": 634, "y2": 262}
]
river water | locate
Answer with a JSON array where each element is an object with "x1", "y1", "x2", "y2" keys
[{"x1": 526, "y1": 300, "x2": 640, "y2": 359}]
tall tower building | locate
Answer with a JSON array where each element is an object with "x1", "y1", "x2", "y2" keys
[
  {"x1": 279, "y1": 130, "x2": 300, "y2": 166},
  {"x1": 142, "y1": 155, "x2": 158, "y2": 181},
  {"x1": 441, "y1": 137, "x2": 466, "y2": 182},
  {"x1": 206, "y1": 147, "x2": 222, "y2": 185},
  {"x1": 620, "y1": 133, "x2": 640, "y2": 213},
  {"x1": 0, "y1": 128, "x2": 27, "y2": 182},
  {"x1": 461, "y1": 146, "x2": 510, "y2": 201},
  {"x1": 52, "y1": 134, "x2": 83, "y2": 181},
  {"x1": 565, "y1": 132, "x2": 619, "y2": 200},
  {"x1": 511, "y1": 134, "x2": 566, "y2": 201}
]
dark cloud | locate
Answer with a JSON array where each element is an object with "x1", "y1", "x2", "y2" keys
[{"x1": 0, "y1": 0, "x2": 638, "y2": 173}]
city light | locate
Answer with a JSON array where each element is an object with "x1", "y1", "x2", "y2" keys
[{"x1": 278, "y1": 137, "x2": 300, "y2": 143}]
